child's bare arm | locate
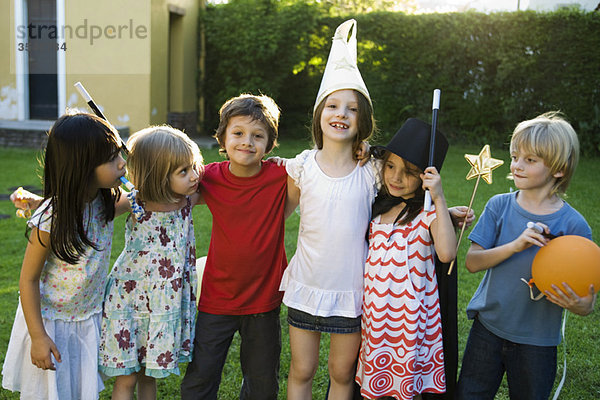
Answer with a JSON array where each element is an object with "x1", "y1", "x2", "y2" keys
[
  {"x1": 115, "y1": 188, "x2": 131, "y2": 217},
  {"x1": 284, "y1": 175, "x2": 300, "y2": 219},
  {"x1": 466, "y1": 242, "x2": 512, "y2": 272},
  {"x1": 465, "y1": 224, "x2": 550, "y2": 272},
  {"x1": 544, "y1": 283, "x2": 596, "y2": 316},
  {"x1": 424, "y1": 167, "x2": 457, "y2": 262},
  {"x1": 191, "y1": 191, "x2": 205, "y2": 207},
  {"x1": 430, "y1": 206, "x2": 457, "y2": 263},
  {"x1": 19, "y1": 229, "x2": 62, "y2": 370}
]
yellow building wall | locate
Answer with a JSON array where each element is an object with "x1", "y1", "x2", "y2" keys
[
  {"x1": 0, "y1": 0, "x2": 198, "y2": 133},
  {"x1": 64, "y1": 1, "x2": 152, "y2": 132},
  {"x1": 0, "y1": 1, "x2": 18, "y2": 120},
  {"x1": 150, "y1": 0, "x2": 198, "y2": 125},
  {"x1": 169, "y1": 0, "x2": 199, "y2": 112},
  {"x1": 150, "y1": 0, "x2": 169, "y2": 126}
]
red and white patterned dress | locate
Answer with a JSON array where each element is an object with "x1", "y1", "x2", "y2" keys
[{"x1": 356, "y1": 209, "x2": 445, "y2": 399}]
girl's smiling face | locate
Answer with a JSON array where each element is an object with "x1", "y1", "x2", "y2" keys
[
  {"x1": 319, "y1": 89, "x2": 359, "y2": 145},
  {"x1": 383, "y1": 152, "x2": 422, "y2": 199}
]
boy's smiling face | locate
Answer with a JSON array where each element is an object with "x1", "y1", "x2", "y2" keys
[{"x1": 223, "y1": 115, "x2": 269, "y2": 177}]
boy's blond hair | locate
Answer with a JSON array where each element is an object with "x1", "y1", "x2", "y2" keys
[
  {"x1": 214, "y1": 93, "x2": 280, "y2": 157},
  {"x1": 127, "y1": 125, "x2": 203, "y2": 203},
  {"x1": 510, "y1": 111, "x2": 579, "y2": 196}
]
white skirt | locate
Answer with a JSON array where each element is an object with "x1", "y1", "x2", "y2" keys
[{"x1": 2, "y1": 300, "x2": 104, "y2": 400}]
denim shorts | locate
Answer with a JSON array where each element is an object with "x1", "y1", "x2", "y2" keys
[{"x1": 287, "y1": 306, "x2": 361, "y2": 334}]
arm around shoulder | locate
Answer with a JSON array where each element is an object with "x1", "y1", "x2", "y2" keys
[
  {"x1": 191, "y1": 191, "x2": 205, "y2": 207},
  {"x1": 114, "y1": 188, "x2": 131, "y2": 217},
  {"x1": 284, "y1": 175, "x2": 300, "y2": 219}
]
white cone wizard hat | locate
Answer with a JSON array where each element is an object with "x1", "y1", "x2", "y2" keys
[{"x1": 314, "y1": 19, "x2": 371, "y2": 111}]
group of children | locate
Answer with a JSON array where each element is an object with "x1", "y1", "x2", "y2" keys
[{"x1": 1, "y1": 18, "x2": 596, "y2": 400}]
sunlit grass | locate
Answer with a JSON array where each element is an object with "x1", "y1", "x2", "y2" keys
[{"x1": 1, "y1": 140, "x2": 599, "y2": 399}]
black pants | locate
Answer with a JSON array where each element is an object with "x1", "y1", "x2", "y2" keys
[{"x1": 180, "y1": 307, "x2": 281, "y2": 400}]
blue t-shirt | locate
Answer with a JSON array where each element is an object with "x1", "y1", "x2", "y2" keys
[{"x1": 466, "y1": 191, "x2": 592, "y2": 346}]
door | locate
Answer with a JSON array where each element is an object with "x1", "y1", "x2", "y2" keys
[{"x1": 28, "y1": 0, "x2": 58, "y2": 119}]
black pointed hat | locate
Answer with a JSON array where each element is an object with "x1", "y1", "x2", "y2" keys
[{"x1": 384, "y1": 118, "x2": 448, "y2": 172}]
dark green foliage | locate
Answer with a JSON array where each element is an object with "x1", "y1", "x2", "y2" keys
[
  {"x1": 201, "y1": 3, "x2": 600, "y2": 155},
  {"x1": 200, "y1": 0, "x2": 323, "y2": 137}
]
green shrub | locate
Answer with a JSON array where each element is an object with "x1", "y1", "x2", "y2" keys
[{"x1": 201, "y1": 3, "x2": 600, "y2": 155}]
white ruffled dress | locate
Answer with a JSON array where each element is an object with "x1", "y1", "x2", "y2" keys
[{"x1": 280, "y1": 149, "x2": 379, "y2": 318}]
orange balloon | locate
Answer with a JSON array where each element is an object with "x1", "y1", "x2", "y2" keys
[{"x1": 531, "y1": 235, "x2": 600, "y2": 297}]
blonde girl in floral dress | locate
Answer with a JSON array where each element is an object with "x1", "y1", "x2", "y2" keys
[
  {"x1": 2, "y1": 112, "x2": 129, "y2": 399},
  {"x1": 99, "y1": 126, "x2": 203, "y2": 400}
]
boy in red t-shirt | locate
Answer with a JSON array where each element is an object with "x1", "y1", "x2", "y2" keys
[{"x1": 181, "y1": 94, "x2": 291, "y2": 400}]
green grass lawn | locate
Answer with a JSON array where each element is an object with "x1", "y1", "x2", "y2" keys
[{"x1": 0, "y1": 140, "x2": 599, "y2": 399}]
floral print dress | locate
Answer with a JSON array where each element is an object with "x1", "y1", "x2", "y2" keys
[{"x1": 99, "y1": 197, "x2": 197, "y2": 378}]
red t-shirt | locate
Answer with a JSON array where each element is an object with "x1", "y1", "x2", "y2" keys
[{"x1": 198, "y1": 161, "x2": 288, "y2": 314}]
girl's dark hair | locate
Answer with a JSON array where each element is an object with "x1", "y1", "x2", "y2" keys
[
  {"x1": 34, "y1": 112, "x2": 122, "y2": 264},
  {"x1": 312, "y1": 90, "x2": 376, "y2": 158},
  {"x1": 372, "y1": 149, "x2": 424, "y2": 226}
]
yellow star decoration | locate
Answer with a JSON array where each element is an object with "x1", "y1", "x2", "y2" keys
[{"x1": 464, "y1": 144, "x2": 504, "y2": 184}]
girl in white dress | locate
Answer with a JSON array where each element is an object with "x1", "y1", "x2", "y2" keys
[
  {"x1": 2, "y1": 112, "x2": 129, "y2": 399},
  {"x1": 356, "y1": 119, "x2": 457, "y2": 400},
  {"x1": 281, "y1": 19, "x2": 379, "y2": 399}
]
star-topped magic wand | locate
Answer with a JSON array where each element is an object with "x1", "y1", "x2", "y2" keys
[{"x1": 447, "y1": 144, "x2": 503, "y2": 275}]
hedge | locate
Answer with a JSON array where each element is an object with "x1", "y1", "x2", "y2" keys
[{"x1": 200, "y1": 2, "x2": 600, "y2": 155}]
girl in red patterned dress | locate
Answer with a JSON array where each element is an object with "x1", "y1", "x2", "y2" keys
[{"x1": 356, "y1": 119, "x2": 457, "y2": 400}]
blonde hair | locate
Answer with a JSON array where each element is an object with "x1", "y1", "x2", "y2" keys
[
  {"x1": 127, "y1": 126, "x2": 203, "y2": 203},
  {"x1": 510, "y1": 111, "x2": 579, "y2": 196}
]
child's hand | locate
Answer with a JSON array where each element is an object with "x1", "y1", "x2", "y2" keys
[
  {"x1": 545, "y1": 283, "x2": 596, "y2": 316},
  {"x1": 356, "y1": 141, "x2": 370, "y2": 166},
  {"x1": 266, "y1": 156, "x2": 287, "y2": 167},
  {"x1": 30, "y1": 334, "x2": 61, "y2": 370},
  {"x1": 511, "y1": 223, "x2": 550, "y2": 253},
  {"x1": 11, "y1": 187, "x2": 42, "y2": 218},
  {"x1": 449, "y1": 206, "x2": 475, "y2": 229},
  {"x1": 421, "y1": 167, "x2": 444, "y2": 201}
]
